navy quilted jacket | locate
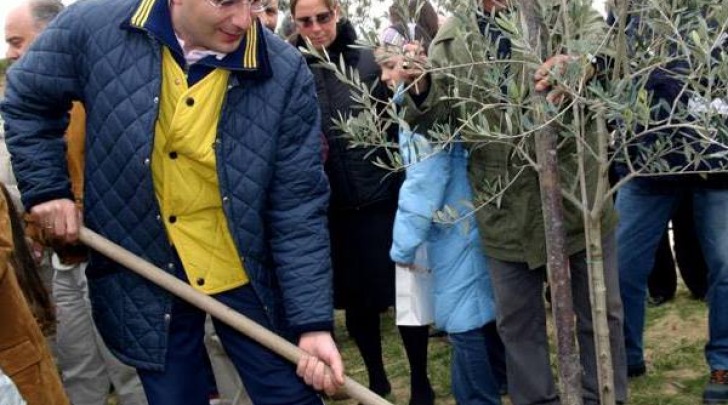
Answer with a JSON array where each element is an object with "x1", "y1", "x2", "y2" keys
[{"x1": 2, "y1": 0, "x2": 333, "y2": 370}]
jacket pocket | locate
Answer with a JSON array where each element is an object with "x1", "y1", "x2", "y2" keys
[{"x1": 0, "y1": 339, "x2": 42, "y2": 383}]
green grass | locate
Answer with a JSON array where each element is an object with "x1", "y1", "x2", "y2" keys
[
  {"x1": 108, "y1": 286, "x2": 710, "y2": 405},
  {"x1": 328, "y1": 283, "x2": 710, "y2": 405}
]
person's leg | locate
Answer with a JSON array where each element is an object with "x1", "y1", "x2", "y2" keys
[
  {"x1": 95, "y1": 325, "x2": 148, "y2": 405},
  {"x1": 345, "y1": 307, "x2": 390, "y2": 396},
  {"x1": 449, "y1": 326, "x2": 501, "y2": 405},
  {"x1": 570, "y1": 232, "x2": 627, "y2": 404},
  {"x1": 398, "y1": 325, "x2": 434, "y2": 405},
  {"x1": 694, "y1": 189, "x2": 728, "y2": 404},
  {"x1": 672, "y1": 195, "x2": 709, "y2": 299},
  {"x1": 204, "y1": 315, "x2": 252, "y2": 405},
  {"x1": 52, "y1": 259, "x2": 112, "y2": 405},
  {"x1": 54, "y1": 259, "x2": 147, "y2": 405},
  {"x1": 647, "y1": 230, "x2": 677, "y2": 305},
  {"x1": 135, "y1": 294, "x2": 209, "y2": 405},
  {"x1": 616, "y1": 181, "x2": 677, "y2": 374},
  {"x1": 487, "y1": 257, "x2": 558, "y2": 405},
  {"x1": 694, "y1": 190, "x2": 728, "y2": 372},
  {"x1": 482, "y1": 321, "x2": 507, "y2": 395},
  {"x1": 213, "y1": 285, "x2": 322, "y2": 405}
]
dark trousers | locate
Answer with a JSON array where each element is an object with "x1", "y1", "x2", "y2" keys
[
  {"x1": 648, "y1": 195, "x2": 709, "y2": 300},
  {"x1": 137, "y1": 284, "x2": 322, "y2": 405},
  {"x1": 487, "y1": 232, "x2": 627, "y2": 405}
]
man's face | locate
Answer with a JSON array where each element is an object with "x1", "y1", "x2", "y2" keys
[
  {"x1": 5, "y1": 4, "x2": 38, "y2": 61},
  {"x1": 256, "y1": 0, "x2": 279, "y2": 31},
  {"x1": 171, "y1": 0, "x2": 253, "y2": 54}
]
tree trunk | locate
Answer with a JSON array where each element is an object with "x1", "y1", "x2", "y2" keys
[
  {"x1": 535, "y1": 129, "x2": 584, "y2": 405},
  {"x1": 581, "y1": 114, "x2": 617, "y2": 405},
  {"x1": 520, "y1": 1, "x2": 583, "y2": 404},
  {"x1": 584, "y1": 214, "x2": 617, "y2": 405}
]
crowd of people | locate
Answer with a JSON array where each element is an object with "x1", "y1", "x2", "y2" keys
[{"x1": 0, "y1": 0, "x2": 726, "y2": 404}]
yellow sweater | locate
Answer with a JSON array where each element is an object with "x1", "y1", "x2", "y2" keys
[{"x1": 152, "y1": 48, "x2": 248, "y2": 294}]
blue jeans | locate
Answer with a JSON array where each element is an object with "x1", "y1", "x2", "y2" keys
[
  {"x1": 450, "y1": 324, "x2": 502, "y2": 405},
  {"x1": 617, "y1": 181, "x2": 728, "y2": 370}
]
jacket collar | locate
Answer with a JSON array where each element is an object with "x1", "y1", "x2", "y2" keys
[{"x1": 121, "y1": 0, "x2": 272, "y2": 80}]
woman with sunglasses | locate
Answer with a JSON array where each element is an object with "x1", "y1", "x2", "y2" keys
[{"x1": 289, "y1": 0, "x2": 434, "y2": 403}]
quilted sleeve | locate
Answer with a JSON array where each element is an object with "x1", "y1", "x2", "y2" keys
[
  {"x1": 267, "y1": 56, "x2": 333, "y2": 334},
  {"x1": 0, "y1": 9, "x2": 82, "y2": 211}
]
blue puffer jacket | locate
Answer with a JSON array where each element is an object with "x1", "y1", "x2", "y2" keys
[
  {"x1": 1, "y1": 0, "x2": 332, "y2": 370},
  {"x1": 390, "y1": 126, "x2": 495, "y2": 334}
]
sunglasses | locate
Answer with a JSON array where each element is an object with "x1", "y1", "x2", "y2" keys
[
  {"x1": 206, "y1": 0, "x2": 266, "y2": 13},
  {"x1": 294, "y1": 10, "x2": 334, "y2": 28}
]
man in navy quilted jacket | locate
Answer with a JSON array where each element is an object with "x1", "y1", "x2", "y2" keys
[{"x1": 1, "y1": 0, "x2": 344, "y2": 404}]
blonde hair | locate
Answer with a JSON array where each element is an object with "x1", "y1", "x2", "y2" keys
[{"x1": 290, "y1": 0, "x2": 338, "y2": 16}]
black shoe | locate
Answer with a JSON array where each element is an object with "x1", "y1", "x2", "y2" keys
[
  {"x1": 627, "y1": 362, "x2": 646, "y2": 378},
  {"x1": 429, "y1": 329, "x2": 447, "y2": 338},
  {"x1": 409, "y1": 386, "x2": 435, "y2": 405},
  {"x1": 704, "y1": 370, "x2": 728, "y2": 404},
  {"x1": 370, "y1": 379, "x2": 392, "y2": 398},
  {"x1": 359, "y1": 381, "x2": 392, "y2": 405},
  {"x1": 648, "y1": 295, "x2": 674, "y2": 307}
]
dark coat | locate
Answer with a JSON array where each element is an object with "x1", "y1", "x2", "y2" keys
[
  {"x1": 2, "y1": 0, "x2": 332, "y2": 370},
  {"x1": 611, "y1": 12, "x2": 728, "y2": 189},
  {"x1": 294, "y1": 21, "x2": 401, "y2": 310},
  {"x1": 295, "y1": 21, "x2": 402, "y2": 210}
]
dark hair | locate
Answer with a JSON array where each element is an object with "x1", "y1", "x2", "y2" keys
[
  {"x1": 29, "y1": 0, "x2": 64, "y2": 30},
  {"x1": 388, "y1": 0, "x2": 439, "y2": 49},
  {"x1": 1, "y1": 184, "x2": 55, "y2": 336}
]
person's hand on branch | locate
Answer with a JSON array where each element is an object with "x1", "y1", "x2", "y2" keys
[
  {"x1": 401, "y1": 41, "x2": 430, "y2": 96},
  {"x1": 534, "y1": 54, "x2": 594, "y2": 104}
]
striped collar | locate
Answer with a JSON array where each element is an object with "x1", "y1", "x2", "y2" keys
[{"x1": 123, "y1": 0, "x2": 271, "y2": 79}]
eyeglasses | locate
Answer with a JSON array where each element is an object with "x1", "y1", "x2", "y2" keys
[
  {"x1": 294, "y1": 10, "x2": 334, "y2": 28},
  {"x1": 206, "y1": 0, "x2": 266, "y2": 14}
]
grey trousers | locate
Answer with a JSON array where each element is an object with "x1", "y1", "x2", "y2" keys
[
  {"x1": 52, "y1": 257, "x2": 148, "y2": 405},
  {"x1": 487, "y1": 232, "x2": 627, "y2": 405}
]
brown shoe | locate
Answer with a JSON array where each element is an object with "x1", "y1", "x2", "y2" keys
[{"x1": 704, "y1": 370, "x2": 728, "y2": 404}]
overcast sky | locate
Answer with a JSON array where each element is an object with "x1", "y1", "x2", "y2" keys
[{"x1": 0, "y1": 0, "x2": 605, "y2": 58}]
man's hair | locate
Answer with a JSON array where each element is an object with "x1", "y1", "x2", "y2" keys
[{"x1": 29, "y1": 0, "x2": 64, "y2": 30}]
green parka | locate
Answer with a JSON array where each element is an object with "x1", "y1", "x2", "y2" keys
[{"x1": 402, "y1": 7, "x2": 617, "y2": 269}]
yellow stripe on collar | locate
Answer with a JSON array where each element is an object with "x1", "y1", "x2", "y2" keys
[
  {"x1": 131, "y1": 0, "x2": 156, "y2": 28},
  {"x1": 243, "y1": 22, "x2": 258, "y2": 69}
]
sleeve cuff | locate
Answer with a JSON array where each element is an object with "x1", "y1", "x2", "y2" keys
[{"x1": 290, "y1": 321, "x2": 334, "y2": 336}]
